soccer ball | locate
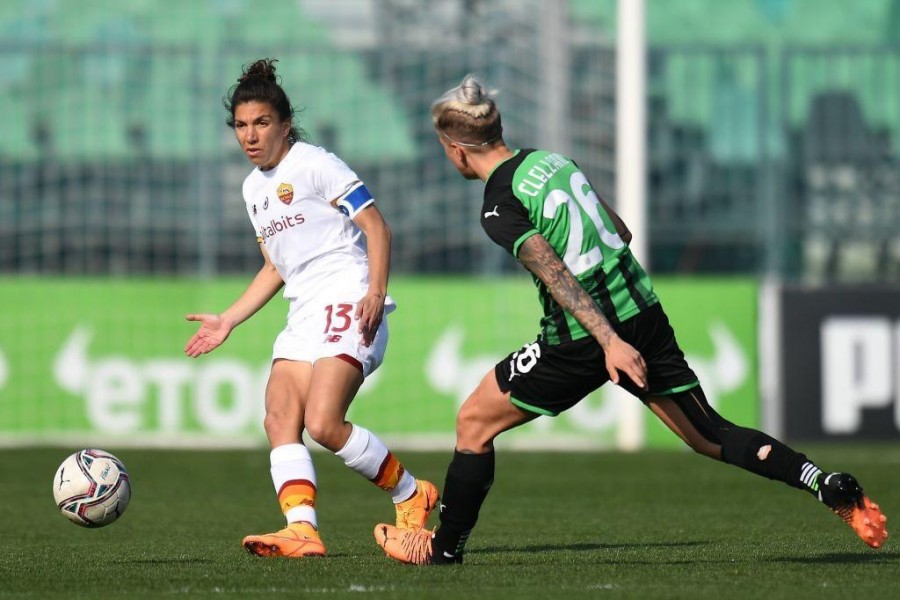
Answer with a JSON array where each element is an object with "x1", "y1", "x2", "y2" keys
[{"x1": 53, "y1": 449, "x2": 131, "y2": 528}]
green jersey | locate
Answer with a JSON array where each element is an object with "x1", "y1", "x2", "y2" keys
[{"x1": 481, "y1": 149, "x2": 658, "y2": 344}]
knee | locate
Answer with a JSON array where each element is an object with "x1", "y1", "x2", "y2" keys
[
  {"x1": 684, "y1": 436, "x2": 722, "y2": 460},
  {"x1": 674, "y1": 417, "x2": 723, "y2": 459},
  {"x1": 455, "y1": 403, "x2": 495, "y2": 453},
  {"x1": 263, "y1": 410, "x2": 292, "y2": 440},
  {"x1": 304, "y1": 416, "x2": 346, "y2": 452}
]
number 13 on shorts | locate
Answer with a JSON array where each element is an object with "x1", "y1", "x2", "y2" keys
[
  {"x1": 319, "y1": 301, "x2": 389, "y2": 377},
  {"x1": 323, "y1": 303, "x2": 355, "y2": 335}
]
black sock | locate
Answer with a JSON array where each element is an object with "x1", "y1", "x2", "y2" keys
[
  {"x1": 432, "y1": 450, "x2": 495, "y2": 564},
  {"x1": 668, "y1": 387, "x2": 823, "y2": 498},
  {"x1": 718, "y1": 425, "x2": 819, "y2": 495}
]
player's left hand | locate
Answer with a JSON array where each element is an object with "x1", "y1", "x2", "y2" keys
[
  {"x1": 604, "y1": 335, "x2": 648, "y2": 390},
  {"x1": 355, "y1": 292, "x2": 385, "y2": 347}
]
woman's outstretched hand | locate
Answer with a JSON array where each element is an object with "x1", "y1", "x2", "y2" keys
[{"x1": 184, "y1": 313, "x2": 233, "y2": 357}]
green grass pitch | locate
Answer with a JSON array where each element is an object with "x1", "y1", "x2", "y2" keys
[{"x1": 0, "y1": 445, "x2": 896, "y2": 599}]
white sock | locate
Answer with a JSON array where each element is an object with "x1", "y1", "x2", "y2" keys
[
  {"x1": 335, "y1": 424, "x2": 417, "y2": 503},
  {"x1": 270, "y1": 443, "x2": 318, "y2": 526}
]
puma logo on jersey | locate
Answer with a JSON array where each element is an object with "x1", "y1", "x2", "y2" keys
[{"x1": 483, "y1": 205, "x2": 500, "y2": 218}]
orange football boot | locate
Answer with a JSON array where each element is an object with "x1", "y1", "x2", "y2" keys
[
  {"x1": 242, "y1": 521, "x2": 326, "y2": 557},
  {"x1": 374, "y1": 523, "x2": 434, "y2": 565},
  {"x1": 395, "y1": 479, "x2": 439, "y2": 530},
  {"x1": 819, "y1": 473, "x2": 888, "y2": 549}
]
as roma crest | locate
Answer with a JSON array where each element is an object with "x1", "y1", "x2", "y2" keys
[{"x1": 277, "y1": 183, "x2": 294, "y2": 205}]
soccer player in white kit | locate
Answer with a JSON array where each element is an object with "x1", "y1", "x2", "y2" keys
[{"x1": 184, "y1": 58, "x2": 437, "y2": 558}]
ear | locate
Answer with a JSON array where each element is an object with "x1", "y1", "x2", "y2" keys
[{"x1": 454, "y1": 145, "x2": 468, "y2": 166}]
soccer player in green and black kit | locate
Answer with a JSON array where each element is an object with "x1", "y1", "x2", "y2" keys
[{"x1": 374, "y1": 75, "x2": 887, "y2": 564}]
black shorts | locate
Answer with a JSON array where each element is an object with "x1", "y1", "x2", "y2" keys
[{"x1": 495, "y1": 302, "x2": 699, "y2": 416}]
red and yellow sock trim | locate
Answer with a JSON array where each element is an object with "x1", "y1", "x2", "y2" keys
[
  {"x1": 372, "y1": 453, "x2": 404, "y2": 491},
  {"x1": 278, "y1": 479, "x2": 317, "y2": 514}
]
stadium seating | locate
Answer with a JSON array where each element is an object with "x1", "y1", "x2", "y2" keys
[
  {"x1": 0, "y1": 0, "x2": 897, "y2": 279},
  {"x1": 0, "y1": 0, "x2": 415, "y2": 163}
]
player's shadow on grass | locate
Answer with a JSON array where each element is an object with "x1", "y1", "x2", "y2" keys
[
  {"x1": 114, "y1": 558, "x2": 215, "y2": 564},
  {"x1": 470, "y1": 540, "x2": 709, "y2": 554},
  {"x1": 774, "y1": 551, "x2": 899, "y2": 565}
]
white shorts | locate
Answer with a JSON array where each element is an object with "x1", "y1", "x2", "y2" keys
[{"x1": 272, "y1": 300, "x2": 393, "y2": 378}]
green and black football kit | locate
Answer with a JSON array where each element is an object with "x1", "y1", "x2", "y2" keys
[
  {"x1": 481, "y1": 149, "x2": 699, "y2": 415},
  {"x1": 429, "y1": 149, "x2": 864, "y2": 565}
]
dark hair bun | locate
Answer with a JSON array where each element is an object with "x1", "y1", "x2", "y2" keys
[{"x1": 239, "y1": 58, "x2": 278, "y2": 84}]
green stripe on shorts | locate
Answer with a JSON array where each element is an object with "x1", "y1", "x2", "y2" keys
[
  {"x1": 510, "y1": 396, "x2": 557, "y2": 417},
  {"x1": 653, "y1": 381, "x2": 700, "y2": 396}
]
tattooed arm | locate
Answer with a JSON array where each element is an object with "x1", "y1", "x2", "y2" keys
[{"x1": 517, "y1": 234, "x2": 647, "y2": 388}]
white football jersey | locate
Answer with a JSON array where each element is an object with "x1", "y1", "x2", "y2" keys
[{"x1": 242, "y1": 142, "x2": 394, "y2": 311}]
